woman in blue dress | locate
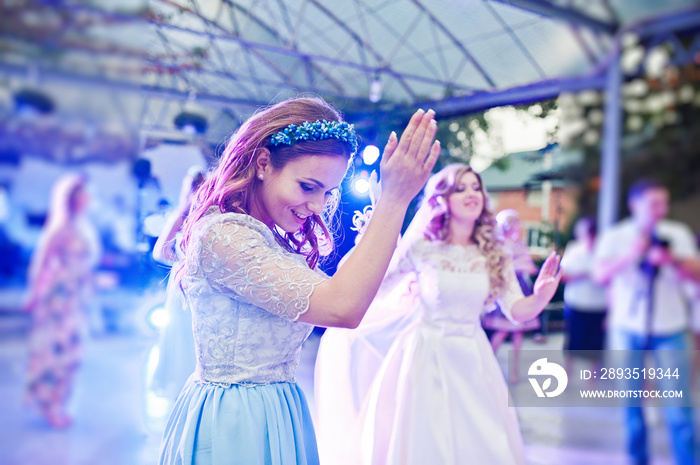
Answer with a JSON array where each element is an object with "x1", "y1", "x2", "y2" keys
[{"x1": 158, "y1": 97, "x2": 441, "y2": 465}]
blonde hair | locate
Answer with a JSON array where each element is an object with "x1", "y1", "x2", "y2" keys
[
  {"x1": 419, "y1": 163, "x2": 510, "y2": 306},
  {"x1": 28, "y1": 173, "x2": 90, "y2": 284},
  {"x1": 46, "y1": 173, "x2": 87, "y2": 230}
]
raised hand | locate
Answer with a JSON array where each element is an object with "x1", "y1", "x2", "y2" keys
[
  {"x1": 378, "y1": 109, "x2": 440, "y2": 207},
  {"x1": 533, "y1": 251, "x2": 563, "y2": 307},
  {"x1": 647, "y1": 244, "x2": 673, "y2": 267}
]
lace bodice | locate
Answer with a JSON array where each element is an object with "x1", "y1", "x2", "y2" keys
[
  {"x1": 391, "y1": 239, "x2": 523, "y2": 327},
  {"x1": 180, "y1": 210, "x2": 326, "y2": 385}
]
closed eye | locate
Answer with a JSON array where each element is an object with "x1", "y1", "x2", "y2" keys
[{"x1": 300, "y1": 182, "x2": 314, "y2": 192}]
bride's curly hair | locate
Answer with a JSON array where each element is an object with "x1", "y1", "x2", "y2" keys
[
  {"x1": 178, "y1": 97, "x2": 355, "y2": 272},
  {"x1": 420, "y1": 163, "x2": 510, "y2": 307}
]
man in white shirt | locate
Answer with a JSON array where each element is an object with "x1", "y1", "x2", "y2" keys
[
  {"x1": 561, "y1": 217, "x2": 607, "y2": 354},
  {"x1": 594, "y1": 179, "x2": 698, "y2": 465}
]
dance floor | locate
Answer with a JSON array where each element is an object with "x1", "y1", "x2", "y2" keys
[{"x1": 0, "y1": 320, "x2": 695, "y2": 464}]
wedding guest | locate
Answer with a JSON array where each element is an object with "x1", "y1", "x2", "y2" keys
[
  {"x1": 158, "y1": 97, "x2": 440, "y2": 465},
  {"x1": 24, "y1": 174, "x2": 99, "y2": 428}
]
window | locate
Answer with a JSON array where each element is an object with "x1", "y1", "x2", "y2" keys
[
  {"x1": 526, "y1": 190, "x2": 542, "y2": 207},
  {"x1": 524, "y1": 221, "x2": 554, "y2": 256}
]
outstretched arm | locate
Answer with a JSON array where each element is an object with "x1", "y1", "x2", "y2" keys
[
  {"x1": 300, "y1": 109, "x2": 441, "y2": 328},
  {"x1": 510, "y1": 251, "x2": 562, "y2": 322}
]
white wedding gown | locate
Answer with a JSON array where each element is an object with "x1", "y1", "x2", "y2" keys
[{"x1": 315, "y1": 238, "x2": 526, "y2": 465}]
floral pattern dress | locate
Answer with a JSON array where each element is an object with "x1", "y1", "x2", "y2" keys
[{"x1": 25, "y1": 225, "x2": 94, "y2": 419}]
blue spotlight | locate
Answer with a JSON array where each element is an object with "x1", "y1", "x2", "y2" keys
[
  {"x1": 362, "y1": 145, "x2": 380, "y2": 165},
  {"x1": 354, "y1": 177, "x2": 370, "y2": 195},
  {"x1": 146, "y1": 304, "x2": 170, "y2": 331}
]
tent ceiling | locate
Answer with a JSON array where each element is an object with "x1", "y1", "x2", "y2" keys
[{"x1": 1, "y1": 0, "x2": 699, "y2": 147}]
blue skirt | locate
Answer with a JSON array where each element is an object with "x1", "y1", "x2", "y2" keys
[{"x1": 159, "y1": 377, "x2": 319, "y2": 465}]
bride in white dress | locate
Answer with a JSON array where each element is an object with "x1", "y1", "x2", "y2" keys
[{"x1": 315, "y1": 163, "x2": 562, "y2": 465}]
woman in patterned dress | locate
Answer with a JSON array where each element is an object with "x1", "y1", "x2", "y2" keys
[{"x1": 24, "y1": 174, "x2": 97, "y2": 428}]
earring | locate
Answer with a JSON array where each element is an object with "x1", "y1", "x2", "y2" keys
[{"x1": 258, "y1": 173, "x2": 263, "y2": 180}]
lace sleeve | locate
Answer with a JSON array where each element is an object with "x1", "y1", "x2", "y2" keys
[
  {"x1": 497, "y1": 259, "x2": 525, "y2": 322},
  {"x1": 198, "y1": 216, "x2": 326, "y2": 321}
]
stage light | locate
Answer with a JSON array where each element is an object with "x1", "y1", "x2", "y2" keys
[
  {"x1": 145, "y1": 390, "x2": 171, "y2": 419},
  {"x1": 354, "y1": 177, "x2": 370, "y2": 195},
  {"x1": 362, "y1": 145, "x2": 380, "y2": 165},
  {"x1": 369, "y1": 77, "x2": 382, "y2": 103},
  {"x1": 174, "y1": 111, "x2": 208, "y2": 134},
  {"x1": 146, "y1": 304, "x2": 170, "y2": 330},
  {"x1": 13, "y1": 88, "x2": 54, "y2": 117}
]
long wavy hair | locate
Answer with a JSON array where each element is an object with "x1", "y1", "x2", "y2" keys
[
  {"x1": 178, "y1": 97, "x2": 355, "y2": 271},
  {"x1": 29, "y1": 174, "x2": 89, "y2": 283},
  {"x1": 417, "y1": 163, "x2": 510, "y2": 306},
  {"x1": 46, "y1": 174, "x2": 88, "y2": 229}
]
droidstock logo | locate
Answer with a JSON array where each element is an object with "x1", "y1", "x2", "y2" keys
[{"x1": 528, "y1": 358, "x2": 568, "y2": 398}]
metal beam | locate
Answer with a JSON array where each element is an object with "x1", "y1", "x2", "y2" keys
[
  {"x1": 158, "y1": 0, "x2": 342, "y2": 95},
  {"x1": 404, "y1": 6, "x2": 700, "y2": 120},
  {"x1": 482, "y1": 0, "x2": 546, "y2": 78},
  {"x1": 221, "y1": 1, "x2": 346, "y2": 93},
  {"x1": 411, "y1": 73, "x2": 606, "y2": 118},
  {"x1": 488, "y1": 0, "x2": 618, "y2": 35},
  {"x1": 568, "y1": 25, "x2": 599, "y2": 65},
  {"x1": 0, "y1": 32, "x2": 362, "y2": 105},
  {"x1": 597, "y1": 42, "x2": 622, "y2": 231},
  {"x1": 306, "y1": 0, "x2": 418, "y2": 99},
  {"x1": 0, "y1": 62, "x2": 266, "y2": 110},
  {"x1": 410, "y1": 0, "x2": 497, "y2": 87},
  {"x1": 154, "y1": 22, "x2": 478, "y2": 92},
  {"x1": 631, "y1": 6, "x2": 700, "y2": 39},
  {"x1": 59, "y1": 3, "x2": 478, "y2": 94},
  {"x1": 341, "y1": 71, "x2": 607, "y2": 131}
]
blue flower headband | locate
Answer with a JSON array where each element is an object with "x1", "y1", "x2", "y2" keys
[{"x1": 270, "y1": 120, "x2": 358, "y2": 156}]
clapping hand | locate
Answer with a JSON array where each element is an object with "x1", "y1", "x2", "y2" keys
[{"x1": 378, "y1": 109, "x2": 441, "y2": 207}]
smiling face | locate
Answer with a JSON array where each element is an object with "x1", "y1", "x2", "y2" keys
[
  {"x1": 251, "y1": 152, "x2": 348, "y2": 233},
  {"x1": 446, "y1": 171, "x2": 485, "y2": 226}
]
